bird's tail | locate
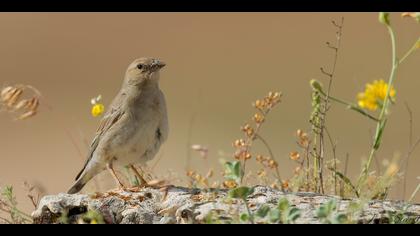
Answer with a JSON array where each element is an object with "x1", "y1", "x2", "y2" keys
[{"x1": 67, "y1": 170, "x2": 95, "y2": 194}]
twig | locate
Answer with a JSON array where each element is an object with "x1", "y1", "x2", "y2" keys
[
  {"x1": 255, "y1": 133, "x2": 283, "y2": 184},
  {"x1": 402, "y1": 101, "x2": 414, "y2": 200},
  {"x1": 341, "y1": 153, "x2": 350, "y2": 197},
  {"x1": 366, "y1": 129, "x2": 381, "y2": 175},
  {"x1": 240, "y1": 93, "x2": 281, "y2": 184},
  {"x1": 401, "y1": 137, "x2": 420, "y2": 200},
  {"x1": 408, "y1": 183, "x2": 420, "y2": 203},
  {"x1": 255, "y1": 134, "x2": 275, "y2": 162},
  {"x1": 316, "y1": 16, "x2": 344, "y2": 193},
  {"x1": 405, "y1": 102, "x2": 413, "y2": 147},
  {"x1": 325, "y1": 127, "x2": 338, "y2": 195}
]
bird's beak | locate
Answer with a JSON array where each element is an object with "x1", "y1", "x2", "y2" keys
[{"x1": 152, "y1": 59, "x2": 166, "y2": 70}]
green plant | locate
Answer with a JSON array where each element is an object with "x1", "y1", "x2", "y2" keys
[
  {"x1": 307, "y1": 13, "x2": 420, "y2": 199},
  {"x1": 0, "y1": 186, "x2": 32, "y2": 224},
  {"x1": 223, "y1": 161, "x2": 243, "y2": 185},
  {"x1": 232, "y1": 92, "x2": 282, "y2": 184},
  {"x1": 387, "y1": 208, "x2": 420, "y2": 224},
  {"x1": 315, "y1": 199, "x2": 349, "y2": 224},
  {"x1": 255, "y1": 198, "x2": 301, "y2": 224},
  {"x1": 80, "y1": 209, "x2": 105, "y2": 224},
  {"x1": 228, "y1": 186, "x2": 255, "y2": 224}
]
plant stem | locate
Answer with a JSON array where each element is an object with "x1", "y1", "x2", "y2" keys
[
  {"x1": 255, "y1": 134, "x2": 275, "y2": 164},
  {"x1": 325, "y1": 127, "x2": 338, "y2": 195},
  {"x1": 255, "y1": 134, "x2": 283, "y2": 184},
  {"x1": 357, "y1": 25, "x2": 398, "y2": 190},
  {"x1": 243, "y1": 199, "x2": 255, "y2": 224},
  {"x1": 408, "y1": 183, "x2": 420, "y2": 203},
  {"x1": 399, "y1": 37, "x2": 420, "y2": 64},
  {"x1": 318, "y1": 91, "x2": 379, "y2": 122}
]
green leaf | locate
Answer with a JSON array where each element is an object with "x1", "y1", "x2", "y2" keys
[
  {"x1": 373, "y1": 119, "x2": 387, "y2": 150},
  {"x1": 310, "y1": 79, "x2": 324, "y2": 93},
  {"x1": 256, "y1": 205, "x2": 271, "y2": 218},
  {"x1": 328, "y1": 167, "x2": 359, "y2": 197},
  {"x1": 240, "y1": 213, "x2": 249, "y2": 222},
  {"x1": 288, "y1": 208, "x2": 301, "y2": 222},
  {"x1": 379, "y1": 12, "x2": 390, "y2": 26},
  {"x1": 316, "y1": 199, "x2": 339, "y2": 222},
  {"x1": 269, "y1": 209, "x2": 281, "y2": 223},
  {"x1": 316, "y1": 205, "x2": 328, "y2": 218},
  {"x1": 332, "y1": 214, "x2": 348, "y2": 224},
  {"x1": 228, "y1": 186, "x2": 254, "y2": 199},
  {"x1": 224, "y1": 161, "x2": 243, "y2": 183},
  {"x1": 278, "y1": 198, "x2": 290, "y2": 211},
  {"x1": 326, "y1": 200, "x2": 337, "y2": 213}
]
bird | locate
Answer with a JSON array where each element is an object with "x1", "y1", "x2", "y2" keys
[{"x1": 67, "y1": 57, "x2": 169, "y2": 194}]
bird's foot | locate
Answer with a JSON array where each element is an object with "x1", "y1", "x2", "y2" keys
[{"x1": 127, "y1": 179, "x2": 167, "y2": 192}]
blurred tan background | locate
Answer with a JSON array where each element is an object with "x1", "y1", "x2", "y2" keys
[{"x1": 0, "y1": 13, "x2": 419, "y2": 213}]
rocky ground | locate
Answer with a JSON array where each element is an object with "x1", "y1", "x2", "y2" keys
[{"x1": 32, "y1": 185, "x2": 420, "y2": 224}]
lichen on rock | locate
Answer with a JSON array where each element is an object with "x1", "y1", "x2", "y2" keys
[{"x1": 31, "y1": 185, "x2": 420, "y2": 224}]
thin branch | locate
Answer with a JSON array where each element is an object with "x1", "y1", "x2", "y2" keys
[
  {"x1": 340, "y1": 153, "x2": 350, "y2": 197},
  {"x1": 404, "y1": 101, "x2": 413, "y2": 147},
  {"x1": 255, "y1": 134, "x2": 275, "y2": 162},
  {"x1": 401, "y1": 136, "x2": 420, "y2": 200},
  {"x1": 402, "y1": 101, "x2": 414, "y2": 199},
  {"x1": 325, "y1": 127, "x2": 338, "y2": 195},
  {"x1": 320, "y1": 67, "x2": 333, "y2": 77},
  {"x1": 316, "y1": 16, "x2": 344, "y2": 193}
]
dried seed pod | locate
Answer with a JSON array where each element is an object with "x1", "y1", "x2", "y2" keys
[
  {"x1": 253, "y1": 113, "x2": 265, "y2": 123},
  {"x1": 289, "y1": 151, "x2": 300, "y2": 161},
  {"x1": 257, "y1": 169, "x2": 266, "y2": 177},
  {"x1": 14, "y1": 99, "x2": 30, "y2": 111},
  {"x1": 254, "y1": 99, "x2": 266, "y2": 110},
  {"x1": 1, "y1": 86, "x2": 14, "y2": 101},
  {"x1": 281, "y1": 180, "x2": 289, "y2": 190},
  {"x1": 186, "y1": 170, "x2": 196, "y2": 177},
  {"x1": 27, "y1": 97, "x2": 40, "y2": 111},
  {"x1": 297, "y1": 129, "x2": 304, "y2": 137},
  {"x1": 244, "y1": 152, "x2": 252, "y2": 160},
  {"x1": 17, "y1": 110, "x2": 37, "y2": 120},
  {"x1": 206, "y1": 169, "x2": 213, "y2": 179},
  {"x1": 6, "y1": 88, "x2": 23, "y2": 107},
  {"x1": 268, "y1": 159, "x2": 278, "y2": 168},
  {"x1": 256, "y1": 154, "x2": 266, "y2": 163},
  {"x1": 222, "y1": 180, "x2": 237, "y2": 189},
  {"x1": 233, "y1": 139, "x2": 245, "y2": 148},
  {"x1": 294, "y1": 166, "x2": 302, "y2": 174}
]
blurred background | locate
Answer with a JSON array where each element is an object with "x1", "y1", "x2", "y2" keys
[{"x1": 0, "y1": 13, "x2": 419, "y2": 213}]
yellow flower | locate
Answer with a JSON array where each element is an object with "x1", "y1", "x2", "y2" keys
[
  {"x1": 91, "y1": 103, "x2": 105, "y2": 117},
  {"x1": 357, "y1": 80, "x2": 396, "y2": 111}
]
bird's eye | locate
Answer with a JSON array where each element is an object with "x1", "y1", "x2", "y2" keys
[{"x1": 137, "y1": 64, "x2": 144, "y2": 70}]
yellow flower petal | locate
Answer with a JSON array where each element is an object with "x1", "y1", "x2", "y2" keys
[
  {"x1": 91, "y1": 104, "x2": 105, "y2": 117},
  {"x1": 357, "y1": 79, "x2": 395, "y2": 111}
]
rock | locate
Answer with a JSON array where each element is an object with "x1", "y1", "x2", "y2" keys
[{"x1": 31, "y1": 185, "x2": 420, "y2": 224}]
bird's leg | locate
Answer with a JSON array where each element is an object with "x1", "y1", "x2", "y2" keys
[
  {"x1": 129, "y1": 164, "x2": 149, "y2": 187},
  {"x1": 106, "y1": 160, "x2": 125, "y2": 190}
]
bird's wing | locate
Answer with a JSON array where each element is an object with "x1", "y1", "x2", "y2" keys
[{"x1": 74, "y1": 91, "x2": 127, "y2": 180}]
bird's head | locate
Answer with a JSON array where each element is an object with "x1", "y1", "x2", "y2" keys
[{"x1": 124, "y1": 57, "x2": 166, "y2": 86}]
